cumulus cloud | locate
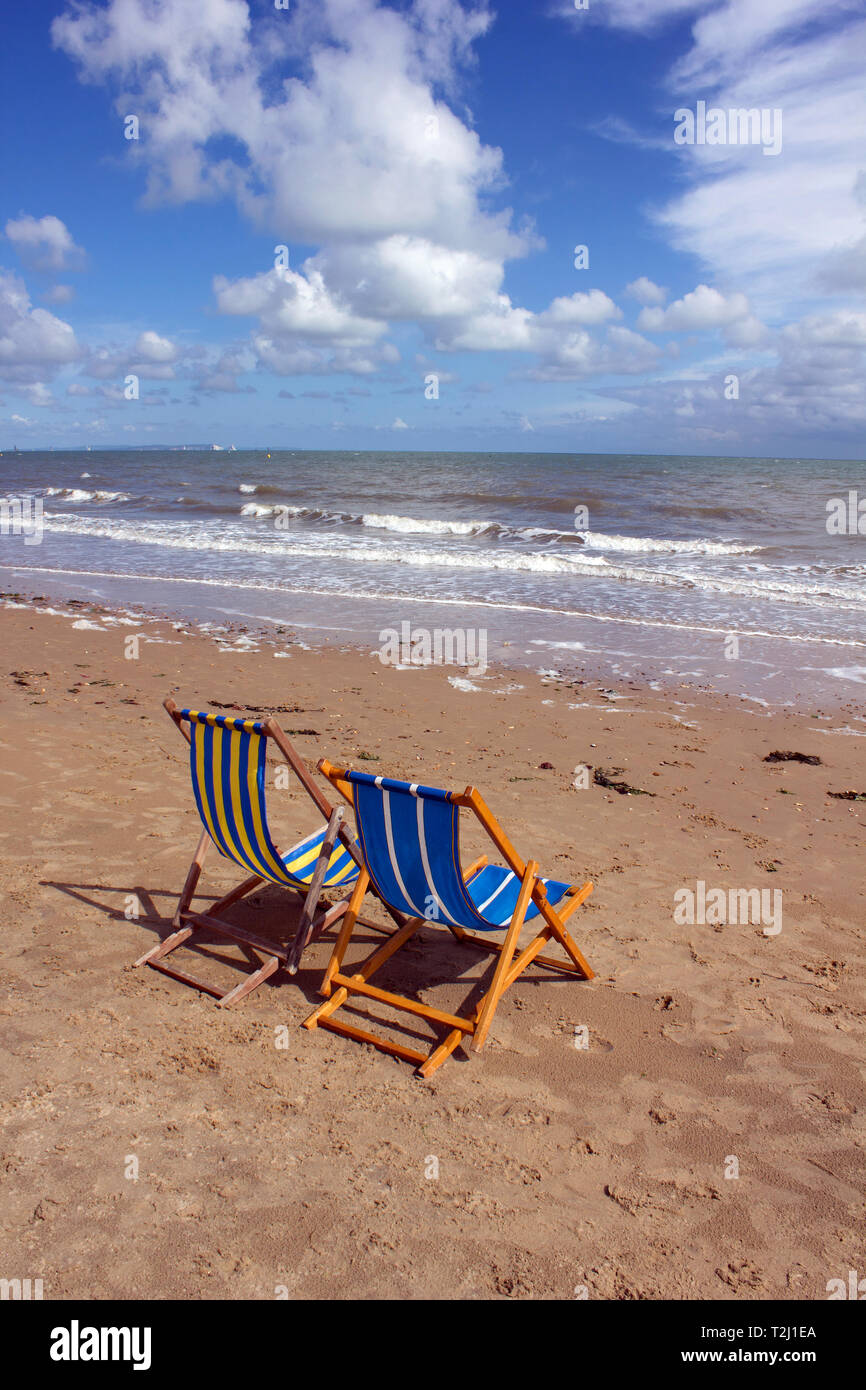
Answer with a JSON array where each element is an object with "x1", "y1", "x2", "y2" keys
[
  {"x1": 22, "y1": 382, "x2": 57, "y2": 407},
  {"x1": 625, "y1": 276, "x2": 667, "y2": 307},
  {"x1": 133, "y1": 329, "x2": 178, "y2": 362},
  {"x1": 51, "y1": 0, "x2": 514, "y2": 258},
  {"x1": 4, "y1": 215, "x2": 85, "y2": 272},
  {"x1": 45, "y1": 0, "x2": 864, "y2": 443},
  {"x1": 585, "y1": 301, "x2": 866, "y2": 447},
  {"x1": 635, "y1": 283, "x2": 768, "y2": 348},
  {"x1": 54, "y1": 0, "x2": 645, "y2": 383},
  {"x1": 215, "y1": 266, "x2": 385, "y2": 346},
  {"x1": 0, "y1": 271, "x2": 81, "y2": 383}
]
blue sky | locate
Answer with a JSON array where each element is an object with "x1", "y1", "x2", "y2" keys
[{"x1": 1, "y1": 0, "x2": 864, "y2": 456}]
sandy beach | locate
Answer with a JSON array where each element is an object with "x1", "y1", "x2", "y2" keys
[{"x1": 1, "y1": 591, "x2": 864, "y2": 1301}]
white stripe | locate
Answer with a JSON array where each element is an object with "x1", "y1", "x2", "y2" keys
[
  {"x1": 409, "y1": 783, "x2": 419, "y2": 796},
  {"x1": 416, "y1": 799, "x2": 459, "y2": 925},
  {"x1": 383, "y1": 790, "x2": 424, "y2": 916},
  {"x1": 477, "y1": 870, "x2": 515, "y2": 914},
  {"x1": 496, "y1": 876, "x2": 548, "y2": 928}
]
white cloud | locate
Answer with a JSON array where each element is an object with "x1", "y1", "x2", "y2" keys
[
  {"x1": 51, "y1": 0, "x2": 674, "y2": 386},
  {"x1": 22, "y1": 382, "x2": 56, "y2": 407},
  {"x1": 557, "y1": 1, "x2": 866, "y2": 314},
  {"x1": 540, "y1": 290, "x2": 622, "y2": 327},
  {"x1": 525, "y1": 324, "x2": 662, "y2": 382},
  {"x1": 134, "y1": 330, "x2": 178, "y2": 362},
  {"x1": 52, "y1": 0, "x2": 515, "y2": 259},
  {"x1": 4, "y1": 214, "x2": 85, "y2": 272},
  {"x1": 215, "y1": 266, "x2": 385, "y2": 345},
  {"x1": 638, "y1": 284, "x2": 754, "y2": 332},
  {"x1": 782, "y1": 309, "x2": 866, "y2": 349},
  {"x1": 663, "y1": 6, "x2": 865, "y2": 307},
  {"x1": 625, "y1": 276, "x2": 668, "y2": 307},
  {"x1": 312, "y1": 237, "x2": 506, "y2": 322},
  {"x1": 557, "y1": 0, "x2": 715, "y2": 33},
  {"x1": 0, "y1": 271, "x2": 81, "y2": 383}
]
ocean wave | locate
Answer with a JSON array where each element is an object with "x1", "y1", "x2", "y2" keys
[
  {"x1": 577, "y1": 530, "x2": 759, "y2": 556},
  {"x1": 43, "y1": 487, "x2": 131, "y2": 504},
  {"x1": 240, "y1": 501, "x2": 356, "y2": 524},
  {"x1": 361, "y1": 512, "x2": 494, "y2": 536},
  {"x1": 39, "y1": 513, "x2": 611, "y2": 575},
  {"x1": 34, "y1": 512, "x2": 866, "y2": 611},
  {"x1": 240, "y1": 501, "x2": 289, "y2": 518}
]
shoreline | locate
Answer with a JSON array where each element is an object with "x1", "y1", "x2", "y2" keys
[{"x1": 3, "y1": 568, "x2": 866, "y2": 723}]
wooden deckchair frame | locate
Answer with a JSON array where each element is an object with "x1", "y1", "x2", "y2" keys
[
  {"x1": 303, "y1": 761, "x2": 595, "y2": 1076},
  {"x1": 134, "y1": 699, "x2": 393, "y2": 1007}
]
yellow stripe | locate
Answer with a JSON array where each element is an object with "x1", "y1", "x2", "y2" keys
[
  {"x1": 326, "y1": 855, "x2": 358, "y2": 886},
  {"x1": 189, "y1": 716, "x2": 354, "y2": 891},
  {"x1": 210, "y1": 724, "x2": 249, "y2": 868},
  {"x1": 227, "y1": 733, "x2": 271, "y2": 879},
  {"x1": 187, "y1": 709, "x2": 260, "y2": 733},
  {"x1": 283, "y1": 838, "x2": 329, "y2": 876},
  {"x1": 193, "y1": 723, "x2": 222, "y2": 852},
  {"x1": 244, "y1": 732, "x2": 294, "y2": 883}
]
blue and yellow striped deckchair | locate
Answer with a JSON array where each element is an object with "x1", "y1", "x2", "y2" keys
[
  {"x1": 135, "y1": 699, "x2": 375, "y2": 1007},
  {"x1": 304, "y1": 763, "x2": 595, "y2": 1076}
]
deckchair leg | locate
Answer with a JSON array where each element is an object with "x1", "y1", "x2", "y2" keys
[
  {"x1": 287, "y1": 807, "x2": 343, "y2": 974},
  {"x1": 304, "y1": 913, "x2": 424, "y2": 1028},
  {"x1": 472, "y1": 861, "x2": 536, "y2": 1051},
  {"x1": 134, "y1": 922, "x2": 195, "y2": 968},
  {"x1": 417, "y1": 1027, "x2": 465, "y2": 1078},
  {"x1": 134, "y1": 829, "x2": 210, "y2": 966},
  {"x1": 216, "y1": 952, "x2": 280, "y2": 1007},
  {"x1": 173, "y1": 828, "x2": 210, "y2": 927},
  {"x1": 536, "y1": 889, "x2": 595, "y2": 980},
  {"x1": 318, "y1": 869, "x2": 369, "y2": 998}
]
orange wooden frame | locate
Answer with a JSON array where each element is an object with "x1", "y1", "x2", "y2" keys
[{"x1": 303, "y1": 760, "x2": 594, "y2": 1076}]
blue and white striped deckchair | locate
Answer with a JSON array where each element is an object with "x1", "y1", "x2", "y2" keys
[
  {"x1": 304, "y1": 763, "x2": 594, "y2": 1076},
  {"x1": 135, "y1": 700, "x2": 375, "y2": 1007}
]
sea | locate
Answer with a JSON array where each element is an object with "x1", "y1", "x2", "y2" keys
[{"x1": 2, "y1": 448, "x2": 865, "y2": 712}]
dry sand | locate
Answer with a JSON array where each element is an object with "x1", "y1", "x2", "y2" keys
[{"x1": 1, "y1": 594, "x2": 864, "y2": 1300}]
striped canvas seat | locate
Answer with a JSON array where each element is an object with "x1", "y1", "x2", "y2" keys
[
  {"x1": 183, "y1": 709, "x2": 359, "y2": 891},
  {"x1": 306, "y1": 757, "x2": 595, "y2": 1075},
  {"x1": 347, "y1": 770, "x2": 569, "y2": 930},
  {"x1": 137, "y1": 698, "x2": 377, "y2": 1009}
]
